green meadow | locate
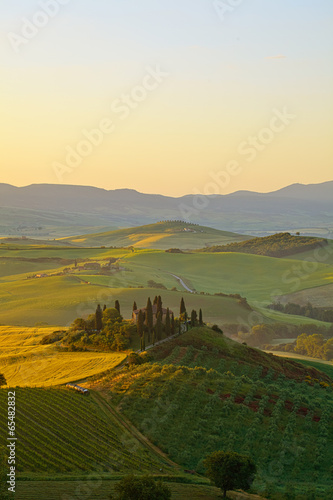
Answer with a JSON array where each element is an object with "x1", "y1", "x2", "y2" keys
[
  {"x1": 120, "y1": 250, "x2": 333, "y2": 302},
  {"x1": 0, "y1": 232, "x2": 332, "y2": 327}
]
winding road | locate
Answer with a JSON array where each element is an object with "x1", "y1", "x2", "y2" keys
[{"x1": 169, "y1": 273, "x2": 195, "y2": 293}]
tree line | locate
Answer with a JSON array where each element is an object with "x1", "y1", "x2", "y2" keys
[
  {"x1": 200, "y1": 233, "x2": 328, "y2": 257},
  {"x1": 269, "y1": 301, "x2": 333, "y2": 323},
  {"x1": 268, "y1": 333, "x2": 333, "y2": 361},
  {"x1": 136, "y1": 295, "x2": 203, "y2": 351}
]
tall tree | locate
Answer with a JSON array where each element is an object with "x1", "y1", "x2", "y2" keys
[
  {"x1": 191, "y1": 309, "x2": 197, "y2": 328},
  {"x1": 155, "y1": 312, "x2": 162, "y2": 341},
  {"x1": 95, "y1": 304, "x2": 103, "y2": 331},
  {"x1": 171, "y1": 312, "x2": 175, "y2": 336},
  {"x1": 185, "y1": 311, "x2": 188, "y2": 331},
  {"x1": 133, "y1": 301, "x2": 137, "y2": 312},
  {"x1": 199, "y1": 308, "x2": 203, "y2": 325},
  {"x1": 156, "y1": 295, "x2": 163, "y2": 320},
  {"x1": 137, "y1": 309, "x2": 144, "y2": 340},
  {"x1": 103, "y1": 304, "x2": 107, "y2": 311},
  {"x1": 115, "y1": 300, "x2": 120, "y2": 314},
  {"x1": 165, "y1": 308, "x2": 171, "y2": 337},
  {"x1": 204, "y1": 451, "x2": 256, "y2": 499},
  {"x1": 146, "y1": 297, "x2": 153, "y2": 343},
  {"x1": 153, "y1": 296, "x2": 158, "y2": 305},
  {"x1": 180, "y1": 297, "x2": 186, "y2": 318}
]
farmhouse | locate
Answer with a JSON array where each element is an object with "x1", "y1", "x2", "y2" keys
[{"x1": 132, "y1": 305, "x2": 173, "y2": 325}]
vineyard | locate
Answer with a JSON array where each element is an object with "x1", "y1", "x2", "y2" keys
[
  {"x1": 0, "y1": 387, "x2": 172, "y2": 475},
  {"x1": 95, "y1": 328, "x2": 333, "y2": 497}
]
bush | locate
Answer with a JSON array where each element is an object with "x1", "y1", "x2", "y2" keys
[
  {"x1": 212, "y1": 325, "x2": 223, "y2": 334},
  {"x1": 112, "y1": 475, "x2": 171, "y2": 500}
]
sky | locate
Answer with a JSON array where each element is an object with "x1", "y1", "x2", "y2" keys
[{"x1": 0, "y1": 0, "x2": 332, "y2": 197}]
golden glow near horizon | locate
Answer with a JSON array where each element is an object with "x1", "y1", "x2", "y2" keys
[{"x1": 0, "y1": 1, "x2": 332, "y2": 196}]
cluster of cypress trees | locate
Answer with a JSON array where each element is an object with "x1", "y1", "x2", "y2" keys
[
  {"x1": 135, "y1": 296, "x2": 203, "y2": 351},
  {"x1": 95, "y1": 297, "x2": 204, "y2": 351}
]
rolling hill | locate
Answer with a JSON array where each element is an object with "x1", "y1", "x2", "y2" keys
[
  {"x1": 0, "y1": 181, "x2": 332, "y2": 238},
  {"x1": 88, "y1": 326, "x2": 333, "y2": 497},
  {"x1": 60, "y1": 221, "x2": 250, "y2": 249},
  {"x1": 200, "y1": 233, "x2": 328, "y2": 258},
  {"x1": 0, "y1": 240, "x2": 332, "y2": 327}
]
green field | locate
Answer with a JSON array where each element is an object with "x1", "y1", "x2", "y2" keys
[
  {"x1": 286, "y1": 240, "x2": 333, "y2": 266},
  {"x1": 120, "y1": 250, "x2": 333, "y2": 302},
  {"x1": 0, "y1": 238, "x2": 332, "y2": 327}
]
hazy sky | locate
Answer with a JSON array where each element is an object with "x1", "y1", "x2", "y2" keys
[{"x1": 1, "y1": 0, "x2": 332, "y2": 196}]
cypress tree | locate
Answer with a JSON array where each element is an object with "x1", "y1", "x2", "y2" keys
[
  {"x1": 133, "y1": 301, "x2": 137, "y2": 311},
  {"x1": 103, "y1": 304, "x2": 107, "y2": 311},
  {"x1": 157, "y1": 295, "x2": 163, "y2": 321},
  {"x1": 165, "y1": 308, "x2": 171, "y2": 337},
  {"x1": 180, "y1": 297, "x2": 186, "y2": 317},
  {"x1": 171, "y1": 312, "x2": 175, "y2": 336},
  {"x1": 115, "y1": 300, "x2": 120, "y2": 314},
  {"x1": 95, "y1": 304, "x2": 103, "y2": 331},
  {"x1": 137, "y1": 309, "x2": 144, "y2": 339},
  {"x1": 153, "y1": 296, "x2": 158, "y2": 305},
  {"x1": 199, "y1": 308, "x2": 203, "y2": 325},
  {"x1": 191, "y1": 309, "x2": 197, "y2": 328},
  {"x1": 146, "y1": 297, "x2": 153, "y2": 343},
  {"x1": 185, "y1": 311, "x2": 188, "y2": 331},
  {"x1": 156, "y1": 312, "x2": 162, "y2": 341},
  {"x1": 152, "y1": 329, "x2": 156, "y2": 346}
]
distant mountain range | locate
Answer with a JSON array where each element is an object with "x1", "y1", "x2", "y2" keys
[{"x1": 0, "y1": 181, "x2": 332, "y2": 238}]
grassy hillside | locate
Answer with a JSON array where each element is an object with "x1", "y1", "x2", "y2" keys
[
  {"x1": 91, "y1": 327, "x2": 333, "y2": 497},
  {"x1": 286, "y1": 239, "x2": 333, "y2": 265},
  {"x1": 0, "y1": 326, "x2": 126, "y2": 386},
  {"x1": 200, "y1": 233, "x2": 328, "y2": 258},
  {"x1": 0, "y1": 241, "x2": 332, "y2": 327},
  {"x1": 276, "y1": 283, "x2": 333, "y2": 308},
  {"x1": 60, "y1": 221, "x2": 250, "y2": 249},
  {"x1": 120, "y1": 251, "x2": 333, "y2": 302},
  {"x1": 0, "y1": 278, "x2": 252, "y2": 326},
  {"x1": 149, "y1": 328, "x2": 332, "y2": 382}
]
